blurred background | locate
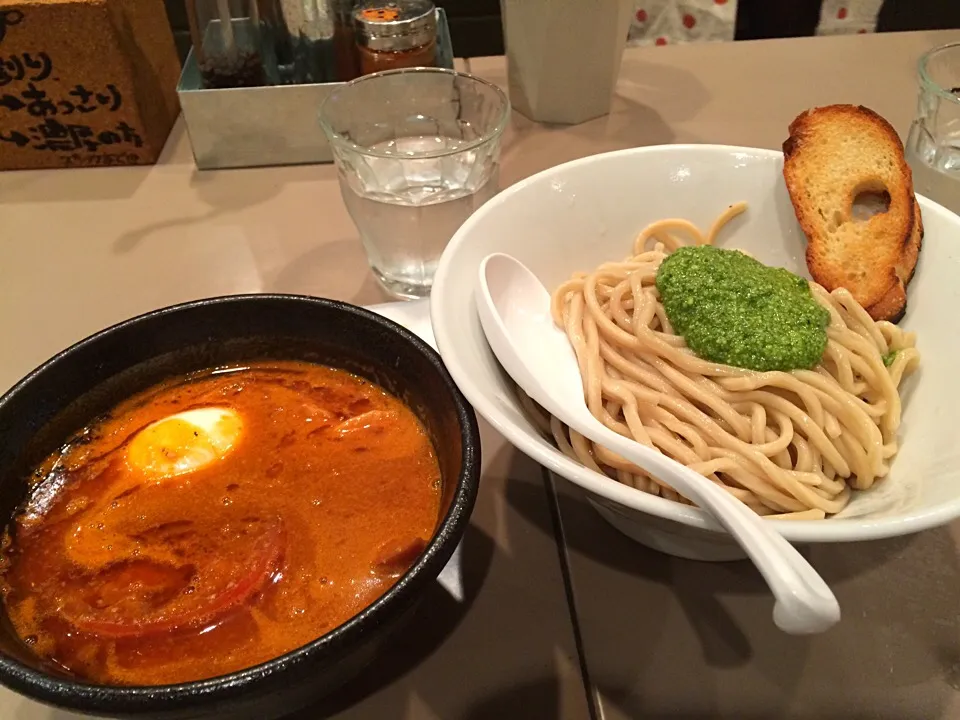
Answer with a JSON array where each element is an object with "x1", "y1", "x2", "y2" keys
[{"x1": 161, "y1": 0, "x2": 960, "y2": 64}]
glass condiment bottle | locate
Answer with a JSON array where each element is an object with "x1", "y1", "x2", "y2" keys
[
  {"x1": 263, "y1": 0, "x2": 358, "y2": 84},
  {"x1": 185, "y1": 0, "x2": 277, "y2": 88},
  {"x1": 353, "y1": 0, "x2": 437, "y2": 77},
  {"x1": 333, "y1": 0, "x2": 361, "y2": 81}
]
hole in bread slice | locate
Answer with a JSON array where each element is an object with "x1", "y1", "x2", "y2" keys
[{"x1": 852, "y1": 188, "x2": 891, "y2": 222}]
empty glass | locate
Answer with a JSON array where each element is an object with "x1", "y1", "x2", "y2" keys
[
  {"x1": 906, "y1": 42, "x2": 960, "y2": 215},
  {"x1": 319, "y1": 67, "x2": 510, "y2": 299}
]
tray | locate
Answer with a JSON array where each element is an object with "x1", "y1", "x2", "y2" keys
[{"x1": 176, "y1": 8, "x2": 454, "y2": 170}]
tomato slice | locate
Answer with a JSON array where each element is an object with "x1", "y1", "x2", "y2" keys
[
  {"x1": 372, "y1": 536, "x2": 427, "y2": 577},
  {"x1": 70, "y1": 520, "x2": 285, "y2": 640}
]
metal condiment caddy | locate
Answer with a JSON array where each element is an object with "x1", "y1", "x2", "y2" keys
[{"x1": 176, "y1": 7, "x2": 453, "y2": 170}]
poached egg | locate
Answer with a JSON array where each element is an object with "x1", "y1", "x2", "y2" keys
[{"x1": 127, "y1": 407, "x2": 243, "y2": 479}]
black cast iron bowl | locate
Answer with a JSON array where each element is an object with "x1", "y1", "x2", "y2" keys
[{"x1": 0, "y1": 294, "x2": 481, "y2": 720}]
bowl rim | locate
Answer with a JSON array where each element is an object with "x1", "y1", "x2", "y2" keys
[
  {"x1": 431, "y1": 142, "x2": 960, "y2": 544},
  {"x1": 0, "y1": 293, "x2": 481, "y2": 713}
]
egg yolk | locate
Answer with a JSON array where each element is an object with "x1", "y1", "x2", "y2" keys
[{"x1": 127, "y1": 407, "x2": 242, "y2": 479}]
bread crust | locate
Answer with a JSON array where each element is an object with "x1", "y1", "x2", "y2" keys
[{"x1": 783, "y1": 105, "x2": 922, "y2": 323}]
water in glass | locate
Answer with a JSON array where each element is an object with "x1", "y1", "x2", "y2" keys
[
  {"x1": 338, "y1": 136, "x2": 498, "y2": 299},
  {"x1": 906, "y1": 123, "x2": 960, "y2": 215},
  {"x1": 320, "y1": 69, "x2": 509, "y2": 300}
]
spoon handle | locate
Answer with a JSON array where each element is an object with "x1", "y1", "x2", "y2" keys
[{"x1": 579, "y1": 420, "x2": 841, "y2": 634}]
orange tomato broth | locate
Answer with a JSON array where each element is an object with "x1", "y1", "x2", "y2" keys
[{"x1": 0, "y1": 361, "x2": 442, "y2": 686}]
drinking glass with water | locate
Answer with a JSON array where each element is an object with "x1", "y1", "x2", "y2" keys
[
  {"x1": 906, "y1": 42, "x2": 960, "y2": 215},
  {"x1": 319, "y1": 68, "x2": 510, "y2": 299}
]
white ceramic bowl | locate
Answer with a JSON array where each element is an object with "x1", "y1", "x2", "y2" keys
[{"x1": 431, "y1": 145, "x2": 960, "y2": 560}]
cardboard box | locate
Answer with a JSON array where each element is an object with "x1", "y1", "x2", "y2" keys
[{"x1": 0, "y1": 0, "x2": 181, "y2": 170}]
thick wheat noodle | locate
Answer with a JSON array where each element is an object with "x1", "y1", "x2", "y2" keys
[{"x1": 528, "y1": 202, "x2": 920, "y2": 519}]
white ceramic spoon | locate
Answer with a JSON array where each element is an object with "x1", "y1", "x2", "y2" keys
[{"x1": 476, "y1": 252, "x2": 840, "y2": 635}]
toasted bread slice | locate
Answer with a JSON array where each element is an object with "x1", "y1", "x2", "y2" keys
[
  {"x1": 865, "y1": 200, "x2": 923, "y2": 323},
  {"x1": 782, "y1": 105, "x2": 922, "y2": 322}
]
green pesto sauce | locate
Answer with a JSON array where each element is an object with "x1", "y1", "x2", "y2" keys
[
  {"x1": 655, "y1": 246, "x2": 830, "y2": 372},
  {"x1": 882, "y1": 350, "x2": 898, "y2": 367}
]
